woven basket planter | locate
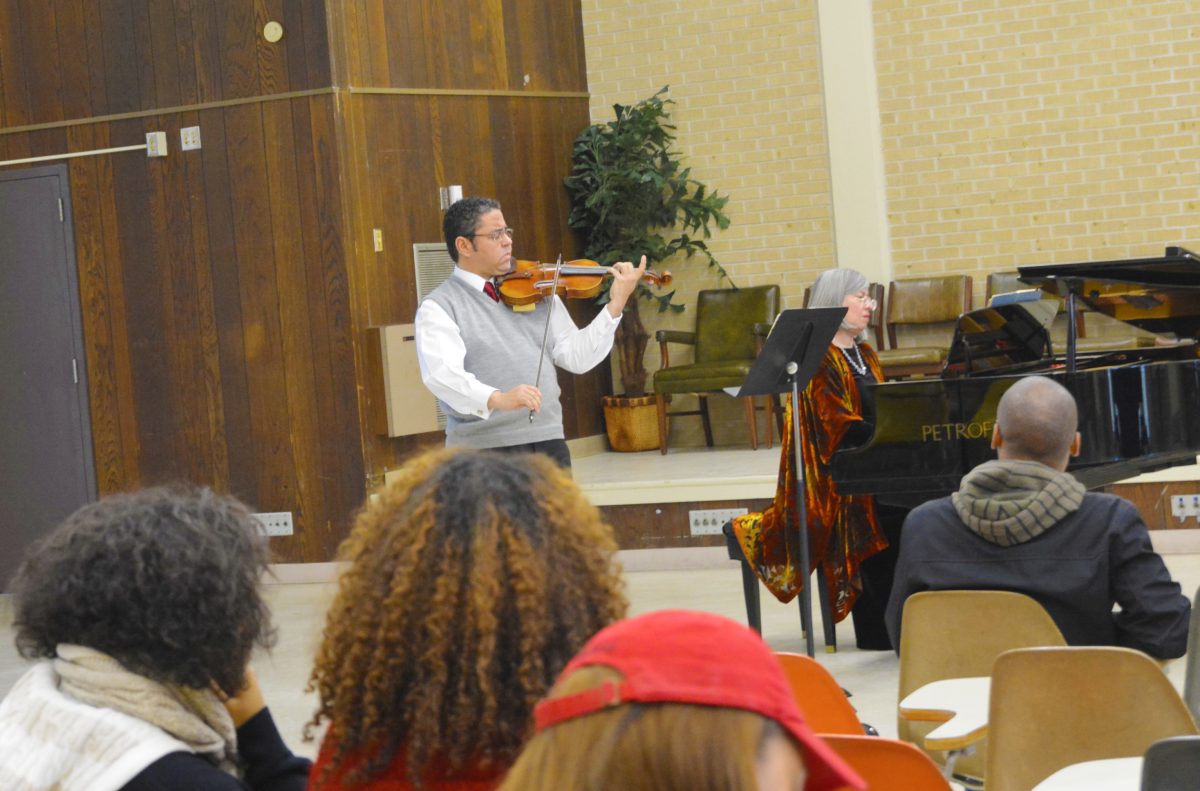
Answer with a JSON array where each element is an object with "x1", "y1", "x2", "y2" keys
[{"x1": 602, "y1": 394, "x2": 661, "y2": 452}]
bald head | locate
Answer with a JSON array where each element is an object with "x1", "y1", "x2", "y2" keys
[{"x1": 993, "y1": 376, "x2": 1080, "y2": 469}]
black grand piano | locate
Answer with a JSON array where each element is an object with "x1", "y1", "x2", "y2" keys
[{"x1": 830, "y1": 246, "x2": 1200, "y2": 508}]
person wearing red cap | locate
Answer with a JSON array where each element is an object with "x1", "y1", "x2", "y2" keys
[{"x1": 499, "y1": 610, "x2": 865, "y2": 791}]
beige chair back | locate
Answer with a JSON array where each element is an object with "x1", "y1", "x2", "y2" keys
[
  {"x1": 897, "y1": 590, "x2": 1066, "y2": 783},
  {"x1": 1183, "y1": 585, "x2": 1200, "y2": 724},
  {"x1": 986, "y1": 646, "x2": 1199, "y2": 791}
]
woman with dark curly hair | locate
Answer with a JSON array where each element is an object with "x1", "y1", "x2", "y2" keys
[
  {"x1": 306, "y1": 447, "x2": 628, "y2": 791},
  {"x1": 0, "y1": 486, "x2": 310, "y2": 791}
]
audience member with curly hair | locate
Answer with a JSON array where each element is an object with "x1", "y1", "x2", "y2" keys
[
  {"x1": 0, "y1": 485, "x2": 310, "y2": 791},
  {"x1": 306, "y1": 447, "x2": 628, "y2": 791}
]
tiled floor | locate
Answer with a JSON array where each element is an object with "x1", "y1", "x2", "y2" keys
[{"x1": 2, "y1": 550, "x2": 1197, "y2": 767}]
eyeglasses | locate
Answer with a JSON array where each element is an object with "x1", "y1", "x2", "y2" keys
[
  {"x1": 471, "y1": 227, "x2": 515, "y2": 243},
  {"x1": 848, "y1": 293, "x2": 878, "y2": 310}
]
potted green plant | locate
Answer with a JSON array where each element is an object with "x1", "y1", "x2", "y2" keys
[{"x1": 564, "y1": 86, "x2": 732, "y2": 450}]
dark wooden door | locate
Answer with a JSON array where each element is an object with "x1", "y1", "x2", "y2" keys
[{"x1": 0, "y1": 164, "x2": 95, "y2": 590}]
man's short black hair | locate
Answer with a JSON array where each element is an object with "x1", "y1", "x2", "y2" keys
[{"x1": 443, "y1": 197, "x2": 501, "y2": 262}]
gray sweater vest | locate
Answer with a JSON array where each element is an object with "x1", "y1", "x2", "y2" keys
[{"x1": 425, "y1": 277, "x2": 564, "y2": 448}]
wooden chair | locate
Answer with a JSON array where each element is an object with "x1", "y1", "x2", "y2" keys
[
  {"x1": 1141, "y1": 735, "x2": 1200, "y2": 791},
  {"x1": 1183, "y1": 584, "x2": 1200, "y2": 725},
  {"x1": 653, "y1": 285, "x2": 780, "y2": 454},
  {"x1": 876, "y1": 275, "x2": 972, "y2": 379},
  {"x1": 986, "y1": 646, "x2": 1199, "y2": 791},
  {"x1": 774, "y1": 652, "x2": 862, "y2": 735},
  {"x1": 896, "y1": 590, "x2": 1067, "y2": 786},
  {"x1": 822, "y1": 735, "x2": 952, "y2": 790}
]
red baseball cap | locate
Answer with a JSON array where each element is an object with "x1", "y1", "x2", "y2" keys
[{"x1": 534, "y1": 610, "x2": 865, "y2": 791}]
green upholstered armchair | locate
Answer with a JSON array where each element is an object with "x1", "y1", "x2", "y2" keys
[
  {"x1": 876, "y1": 275, "x2": 973, "y2": 379},
  {"x1": 652, "y1": 285, "x2": 780, "y2": 455}
]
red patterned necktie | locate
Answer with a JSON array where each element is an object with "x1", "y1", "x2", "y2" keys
[{"x1": 483, "y1": 281, "x2": 499, "y2": 302}]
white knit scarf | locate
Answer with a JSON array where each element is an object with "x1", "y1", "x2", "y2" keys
[
  {"x1": 53, "y1": 644, "x2": 238, "y2": 771},
  {"x1": 951, "y1": 459, "x2": 1086, "y2": 547}
]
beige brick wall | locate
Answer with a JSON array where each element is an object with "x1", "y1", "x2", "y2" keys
[
  {"x1": 582, "y1": 6, "x2": 833, "y2": 328},
  {"x1": 581, "y1": 0, "x2": 834, "y2": 443},
  {"x1": 874, "y1": 0, "x2": 1200, "y2": 301},
  {"x1": 582, "y1": 0, "x2": 1200, "y2": 445}
]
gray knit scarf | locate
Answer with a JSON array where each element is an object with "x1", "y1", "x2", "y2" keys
[{"x1": 951, "y1": 459, "x2": 1086, "y2": 547}]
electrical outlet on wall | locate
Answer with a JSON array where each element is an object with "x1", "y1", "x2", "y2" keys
[
  {"x1": 180, "y1": 126, "x2": 202, "y2": 150},
  {"x1": 1169, "y1": 495, "x2": 1200, "y2": 520},
  {"x1": 253, "y1": 511, "x2": 294, "y2": 537},
  {"x1": 688, "y1": 508, "x2": 748, "y2": 536}
]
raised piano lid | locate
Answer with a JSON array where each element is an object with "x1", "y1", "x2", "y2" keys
[
  {"x1": 1017, "y1": 245, "x2": 1200, "y2": 340},
  {"x1": 941, "y1": 299, "x2": 1058, "y2": 378}
]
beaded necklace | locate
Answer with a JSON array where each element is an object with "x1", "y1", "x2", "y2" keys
[{"x1": 839, "y1": 343, "x2": 868, "y2": 376}]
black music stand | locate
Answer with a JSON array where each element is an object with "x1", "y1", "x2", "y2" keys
[{"x1": 738, "y1": 307, "x2": 844, "y2": 657}]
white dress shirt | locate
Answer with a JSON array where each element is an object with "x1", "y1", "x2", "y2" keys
[{"x1": 415, "y1": 267, "x2": 621, "y2": 419}]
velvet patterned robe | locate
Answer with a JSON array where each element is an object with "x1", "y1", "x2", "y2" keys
[{"x1": 732, "y1": 342, "x2": 888, "y2": 622}]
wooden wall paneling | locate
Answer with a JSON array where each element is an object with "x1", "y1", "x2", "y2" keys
[
  {"x1": 107, "y1": 118, "x2": 173, "y2": 481},
  {"x1": 222, "y1": 103, "x2": 304, "y2": 537},
  {"x1": 53, "y1": 0, "x2": 93, "y2": 120},
  {"x1": 188, "y1": 0, "x2": 225, "y2": 103},
  {"x1": 93, "y1": 124, "x2": 142, "y2": 491},
  {"x1": 170, "y1": 0, "x2": 202, "y2": 107},
  {"x1": 502, "y1": 1, "x2": 587, "y2": 92},
  {"x1": 29, "y1": 127, "x2": 70, "y2": 160},
  {"x1": 383, "y1": 1, "x2": 431, "y2": 88},
  {"x1": 282, "y1": 0, "x2": 329, "y2": 89},
  {"x1": 98, "y1": 0, "x2": 143, "y2": 115},
  {"x1": 334, "y1": 0, "x2": 589, "y2": 92},
  {"x1": 218, "y1": 0, "x2": 263, "y2": 99},
  {"x1": 251, "y1": 0, "x2": 288, "y2": 95},
  {"x1": 0, "y1": 2, "x2": 33, "y2": 127},
  {"x1": 342, "y1": 96, "x2": 430, "y2": 482},
  {"x1": 128, "y1": 0, "x2": 160, "y2": 111},
  {"x1": 79, "y1": 0, "x2": 112, "y2": 115},
  {"x1": 1107, "y1": 480, "x2": 1200, "y2": 532},
  {"x1": 597, "y1": 498, "x2": 773, "y2": 550},
  {"x1": 67, "y1": 123, "x2": 126, "y2": 493},
  {"x1": 178, "y1": 107, "x2": 232, "y2": 494},
  {"x1": 292, "y1": 94, "x2": 364, "y2": 555},
  {"x1": 361, "y1": 0, "x2": 391, "y2": 88},
  {"x1": 146, "y1": 0, "x2": 184, "y2": 109},
  {"x1": 304, "y1": 0, "x2": 333, "y2": 87},
  {"x1": 198, "y1": 106, "x2": 259, "y2": 504},
  {"x1": 321, "y1": 0, "x2": 360, "y2": 89},
  {"x1": 146, "y1": 111, "x2": 216, "y2": 485},
  {"x1": 325, "y1": 91, "x2": 380, "y2": 480},
  {"x1": 261, "y1": 96, "x2": 330, "y2": 560},
  {"x1": 19, "y1": 0, "x2": 66, "y2": 125}
]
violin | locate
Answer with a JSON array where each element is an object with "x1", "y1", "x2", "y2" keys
[{"x1": 496, "y1": 258, "x2": 672, "y2": 307}]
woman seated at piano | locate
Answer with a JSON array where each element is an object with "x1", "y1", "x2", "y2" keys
[{"x1": 731, "y1": 267, "x2": 905, "y2": 650}]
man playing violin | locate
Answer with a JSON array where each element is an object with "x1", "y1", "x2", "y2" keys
[{"x1": 415, "y1": 196, "x2": 645, "y2": 467}]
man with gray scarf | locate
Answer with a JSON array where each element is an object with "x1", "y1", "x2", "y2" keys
[{"x1": 885, "y1": 376, "x2": 1190, "y2": 659}]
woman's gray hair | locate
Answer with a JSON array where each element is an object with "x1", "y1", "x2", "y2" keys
[{"x1": 808, "y1": 268, "x2": 870, "y2": 341}]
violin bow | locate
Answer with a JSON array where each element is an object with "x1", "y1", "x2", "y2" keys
[{"x1": 529, "y1": 253, "x2": 564, "y2": 423}]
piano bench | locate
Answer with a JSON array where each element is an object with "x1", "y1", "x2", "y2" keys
[{"x1": 722, "y1": 520, "x2": 838, "y2": 650}]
